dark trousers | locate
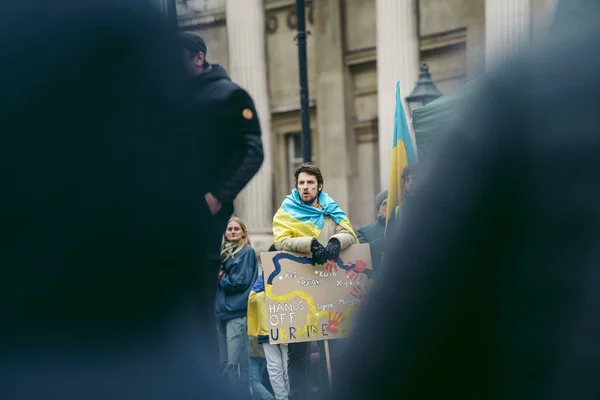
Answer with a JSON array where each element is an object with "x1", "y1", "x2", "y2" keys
[
  {"x1": 288, "y1": 340, "x2": 339, "y2": 400},
  {"x1": 287, "y1": 342, "x2": 309, "y2": 400}
]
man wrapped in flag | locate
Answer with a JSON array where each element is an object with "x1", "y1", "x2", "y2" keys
[
  {"x1": 386, "y1": 82, "x2": 419, "y2": 233},
  {"x1": 273, "y1": 163, "x2": 357, "y2": 261},
  {"x1": 272, "y1": 162, "x2": 357, "y2": 399}
]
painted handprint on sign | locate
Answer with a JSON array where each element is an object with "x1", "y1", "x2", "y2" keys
[
  {"x1": 345, "y1": 260, "x2": 367, "y2": 281},
  {"x1": 262, "y1": 245, "x2": 372, "y2": 343},
  {"x1": 325, "y1": 260, "x2": 338, "y2": 274},
  {"x1": 326, "y1": 311, "x2": 344, "y2": 334},
  {"x1": 350, "y1": 285, "x2": 369, "y2": 304}
]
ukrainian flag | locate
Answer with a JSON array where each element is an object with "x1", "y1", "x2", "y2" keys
[
  {"x1": 386, "y1": 82, "x2": 417, "y2": 226},
  {"x1": 273, "y1": 189, "x2": 357, "y2": 245}
]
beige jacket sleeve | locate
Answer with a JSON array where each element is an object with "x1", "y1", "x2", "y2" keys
[
  {"x1": 274, "y1": 236, "x2": 314, "y2": 254},
  {"x1": 319, "y1": 216, "x2": 357, "y2": 250},
  {"x1": 330, "y1": 224, "x2": 357, "y2": 250}
]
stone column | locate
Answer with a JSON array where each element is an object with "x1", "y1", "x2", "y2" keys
[
  {"x1": 485, "y1": 0, "x2": 532, "y2": 69},
  {"x1": 314, "y1": 0, "x2": 354, "y2": 213},
  {"x1": 376, "y1": 0, "x2": 420, "y2": 189},
  {"x1": 226, "y1": 0, "x2": 273, "y2": 250}
]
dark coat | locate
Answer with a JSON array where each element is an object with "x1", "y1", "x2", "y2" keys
[
  {"x1": 357, "y1": 189, "x2": 388, "y2": 244},
  {"x1": 356, "y1": 221, "x2": 385, "y2": 244},
  {"x1": 333, "y1": 10, "x2": 600, "y2": 400},
  {"x1": 215, "y1": 245, "x2": 259, "y2": 321},
  {"x1": 187, "y1": 64, "x2": 264, "y2": 209}
]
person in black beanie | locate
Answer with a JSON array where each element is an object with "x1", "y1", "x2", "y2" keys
[
  {"x1": 356, "y1": 190, "x2": 388, "y2": 272},
  {"x1": 179, "y1": 31, "x2": 264, "y2": 282}
]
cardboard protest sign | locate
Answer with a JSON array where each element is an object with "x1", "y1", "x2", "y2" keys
[{"x1": 260, "y1": 244, "x2": 373, "y2": 344}]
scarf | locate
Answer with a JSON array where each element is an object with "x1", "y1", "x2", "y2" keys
[
  {"x1": 273, "y1": 189, "x2": 357, "y2": 244},
  {"x1": 220, "y1": 239, "x2": 243, "y2": 263}
]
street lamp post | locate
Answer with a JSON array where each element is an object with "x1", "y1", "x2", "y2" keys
[
  {"x1": 295, "y1": 0, "x2": 312, "y2": 163},
  {"x1": 405, "y1": 62, "x2": 443, "y2": 116}
]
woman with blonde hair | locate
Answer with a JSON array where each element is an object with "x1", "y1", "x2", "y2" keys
[{"x1": 215, "y1": 217, "x2": 259, "y2": 392}]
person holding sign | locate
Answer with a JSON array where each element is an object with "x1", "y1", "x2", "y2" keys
[
  {"x1": 248, "y1": 244, "x2": 289, "y2": 400},
  {"x1": 272, "y1": 163, "x2": 357, "y2": 399},
  {"x1": 216, "y1": 217, "x2": 259, "y2": 394}
]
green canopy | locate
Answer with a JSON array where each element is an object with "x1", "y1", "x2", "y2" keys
[{"x1": 412, "y1": 77, "x2": 485, "y2": 163}]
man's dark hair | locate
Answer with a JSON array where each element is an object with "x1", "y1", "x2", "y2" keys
[
  {"x1": 401, "y1": 163, "x2": 419, "y2": 181},
  {"x1": 294, "y1": 163, "x2": 324, "y2": 187},
  {"x1": 179, "y1": 31, "x2": 209, "y2": 67},
  {"x1": 179, "y1": 31, "x2": 207, "y2": 55}
]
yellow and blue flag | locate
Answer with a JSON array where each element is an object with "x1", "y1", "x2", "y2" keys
[
  {"x1": 273, "y1": 189, "x2": 357, "y2": 245},
  {"x1": 386, "y1": 82, "x2": 417, "y2": 227},
  {"x1": 248, "y1": 274, "x2": 269, "y2": 338}
]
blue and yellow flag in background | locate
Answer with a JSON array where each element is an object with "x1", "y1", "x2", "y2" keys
[{"x1": 386, "y1": 82, "x2": 417, "y2": 227}]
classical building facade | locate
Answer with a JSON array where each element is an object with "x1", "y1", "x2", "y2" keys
[{"x1": 177, "y1": 0, "x2": 556, "y2": 250}]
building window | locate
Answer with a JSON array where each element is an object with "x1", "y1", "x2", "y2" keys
[{"x1": 286, "y1": 132, "x2": 304, "y2": 189}]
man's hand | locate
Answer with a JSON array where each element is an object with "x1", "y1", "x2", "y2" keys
[
  {"x1": 205, "y1": 192, "x2": 222, "y2": 216},
  {"x1": 325, "y1": 238, "x2": 341, "y2": 261},
  {"x1": 310, "y1": 240, "x2": 327, "y2": 265}
]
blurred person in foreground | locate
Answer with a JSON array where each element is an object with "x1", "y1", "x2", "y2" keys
[
  {"x1": 0, "y1": 1, "x2": 242, "y2": 398},
  {"x1": 332, "y1": 2, "x2": 600, "y2": 399}
]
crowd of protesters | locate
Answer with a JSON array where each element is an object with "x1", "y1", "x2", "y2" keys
[
  {"x1": 214, "y1": 163, "x2": 419, "y2": 399},
  {"x1": 6, "y1": 1, "x2": 600, "y2": 399}
]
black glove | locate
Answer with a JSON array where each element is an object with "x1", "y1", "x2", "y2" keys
[
  {"x1": 310, "y1": 239, "x2": 327, "y2": 265},
  {"x1": 325, "y1": 238, "x2": 341, "y2": 261}
]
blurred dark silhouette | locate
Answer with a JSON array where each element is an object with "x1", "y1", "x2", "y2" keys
[
  {"x1": 332, "y1": 2, "x2": 600, "y2": 399},
  {"x1": 0, "y1": 1, "x2": 242, "y2": 398}
]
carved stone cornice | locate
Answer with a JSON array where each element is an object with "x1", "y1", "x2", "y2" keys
[
  {"x1": 345, "y1": 46, "x2": 377, "y2": 67},
  {"x1": 355, "y1": 118, "x2": 378, "y2": 144},
  {"x1": 177, "y1": 6, "x2": 226, "y2": 28},
  {"x1": 419, "y1": 27, "x2": 467, "y2": 51}
]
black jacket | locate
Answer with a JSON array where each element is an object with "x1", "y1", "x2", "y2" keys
[
  {"x1": 333, "y1": 9, "x2": 600, "y2": 400},
  {"x1": 187, "y1": 65, "x2": 264, "y2": 208}
]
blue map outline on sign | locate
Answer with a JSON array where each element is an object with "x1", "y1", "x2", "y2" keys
[{"x1": 267, "y1": 253, "x2": 373, "y2": 285}]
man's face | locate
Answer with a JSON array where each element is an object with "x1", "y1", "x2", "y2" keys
[
  {"x1": 296, "y1": 172, "x2": 322, "y2": 206},
  {"x1": 378, "y1": 199, "x2": 388, "y2": 219},
  {"x1": 182, "y1": 48, "x2": 204, "y2": 77},
  {"x1": 404, "y1": 173, "x2": 416, "y2": 193}
]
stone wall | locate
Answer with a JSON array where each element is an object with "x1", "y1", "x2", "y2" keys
[{"x1": 177, "y1": 0, "x2": 557, "y2": 251}]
